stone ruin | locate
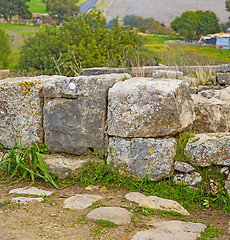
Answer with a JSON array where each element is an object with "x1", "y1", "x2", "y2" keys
[{"x1": 0, "y1": 67, "x2": 230, "y2": 196}]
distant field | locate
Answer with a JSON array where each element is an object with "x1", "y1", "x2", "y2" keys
[
  {"x1": 27, "y1": 0, "x2": 86, "y2": 13},
  {"x1": 27, "y1": 0, "x2": 47, "y2": 13},
  {"x1": 142, "y1": 35, "x2": 230, "y2": 66},
  {"x1": 3, "y1": 24, "x2": 40, "y2": 69}
]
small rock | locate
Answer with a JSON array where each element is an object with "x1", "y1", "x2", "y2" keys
[
  {"x1": 173, "y1": 172, "x2": 202, "y2": 186},
  {"x1": 63, "y1": 194, "x2": 102, "y2": 210},
  {"x1": 86, "y1": 207, "x2": 132, "y2": 225},
  {"x1": 125, "y1": 192, "x2": 189, "y2": 216},
  {"x1": 11, "y1": 197, "x2": 43, "y2": 204},
  {"x1": 220, "y1": 167, "x2": 229, "y2": 175},
  {"x1": 225, "y1": 173, "x2": 230, "y2": 197},
  {"x1": 174, "y1": 161, "x2": 194, "y2": 173},
  {"x1": 9, "y1": 187, "x2": 53, "y2": 196},
  {"x1": 210, "y1": 179, "x2": 220, "y2": 195},
  {"x1": 132, "y1": 220, "x2": 206, "y2": 240}
]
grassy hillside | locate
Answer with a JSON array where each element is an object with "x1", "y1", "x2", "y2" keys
[
  {"x1": 3, "y1": 24, "x2": 40, "y2": 69},
  {"x1": 141, "y1": 35, "x2": 230, "y2": 66},
  {"x1": 27, "y1": 0, "x2": 86, "y2": 13},
  {"x1": 27, "y1": 0, "x2": 47, "y2": 13}
]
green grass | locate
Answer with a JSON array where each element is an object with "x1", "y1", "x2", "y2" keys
[
  {"x1": 27, "y1": 0, "x2": 47, "y2": 14},
  {"x1": 2, "y1": 24, "x2": 40, "y2": 69},
  {"x1": 75, "y1": 159, "x2": 230, "y2": 213},
  {"x1": 142, "y1": 35, "x2": 230, "y2": 66}
]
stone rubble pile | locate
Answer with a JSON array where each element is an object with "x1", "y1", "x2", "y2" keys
[{"x1": 0, "y1": 70, "x2": 230, "y2": 195}]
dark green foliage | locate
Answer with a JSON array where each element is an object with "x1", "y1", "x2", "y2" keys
[
  {"x1": 0, "y1": 142, "x2": 58, "y2": 188},
  {"x1": 0, "y1": 0, "x2": 32, "y2": 20},
  {"x1": 123, "y1": 15, "x2": 165, "y2": 33},
  {"x1": 42, "y1": 0, "x2": 79, "y2": 23},
  {"x1": 171, "y1": 10, "x2": 220, "y2": 39},
  {"x1": 18, "y1": 11, "x2": 143, "y2": 76},
  {"x1": 0, "y1": 27, "x2": 11, "y2": 69},
  {"x1": 173, "y1": 133, "x2": 194, "y2": 163},
  {"x1": 226, "y1": 0, "x2": 230, "y2": 12}
]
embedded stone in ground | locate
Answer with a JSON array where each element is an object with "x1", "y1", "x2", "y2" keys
[
  {"x1": 63, "y1": 194, "x2": 103, "y2": 210},
  {"x1": 185, "y1": 133, "x2": 230, "y2": 167},
  {"x1": 173, "y1": 172, "x2": 202, "y2": 186},
  {"x1": 107, "y1": 137, "x2": 175, "y2": 181},
  {"x1": 108, "y1": 78, "x2": 194, "y2": 138},
  {"x1": 42, "y1": 153, "x2": 88, "y2": 177},
  {"x1": 86, "y1": 207, "x2": 132, "y2": 225},
  {"x1": 11, "y1": 197, "x2": 43, "y2": 204},
  {"x1": 132, "y1": 220, "x2": 206, "y2": 240},
  {"x1": 125, "y1": 192, "x2": 189, "y2": 216},
  {"x1": 174, "y1": 161, "x2": 194, "y2": 173},
  {"x1": 9, "y1": 187, "x2": 53, "y2": 196}
]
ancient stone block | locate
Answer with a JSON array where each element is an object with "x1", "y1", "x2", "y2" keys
[
  {"x1": 108, "y1": 78, "x2": 194, "y2": 138},
  {"x1": 0, "y1": 76, "x2": 55, "y2": 148},
  {"x1": 108, "y1": 137, "x2": 175, "y2": 181},
  {"x1": 185, "y1": 133, "x2": 230, "y2": 167},
  {"x1": 192, "y1": 87, "x2": 230, "y2": 133},
  {"x1": 43, "y1": 74, "x2": 131, "y2": 155}
]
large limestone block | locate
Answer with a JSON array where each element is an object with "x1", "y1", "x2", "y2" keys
[
  {"x1": 0, "y1": 76, "x2": 57, "y2": 148},
  {"x1": 108, "y1": 137, "x2": 175, "y2": 181},
  {"x1": 152, "y1": 70, "x2": 183, "y2": 79},
  {"x1": 108, "y1": 78, "x2": 194, "y2": 138},
  {"x1": 185, "y1": 133, "x2": 230, "y2": 167},
  {"x1": 43, "y1": 74, "x2": 131, "y2": 154},
  {"x1": 192, "y1": 87, "x2": 230, "y2": 133}
]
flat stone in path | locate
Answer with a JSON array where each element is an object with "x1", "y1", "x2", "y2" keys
[
  {"x1": 132, "y1": 220, "x2": 206, "y2": 240},
  {"x1": 125, "y1": 192, "x2": 189, "y2": 216},
  {"x1": 63, "y1": 194, "x2": 103, "y2": 210},
  {"x1": 9, "y1": 187, "x2": 53, "y2": 196},
  {"x1": 86, "y1": 207, "x2": 132, "y2": 225},
  {"x1": 11, "y1": 197, "x2": 43, "y2": 204}
]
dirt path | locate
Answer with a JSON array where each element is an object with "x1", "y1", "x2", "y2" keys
[{"x1": 0, "y1": 182, "x2": 229, "y2": 240}]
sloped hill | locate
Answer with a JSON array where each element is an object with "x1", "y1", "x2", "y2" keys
[{"x1": 98, "y1": 0, "x2": 229, "y2": 25}]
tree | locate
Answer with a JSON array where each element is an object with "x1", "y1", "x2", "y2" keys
[
  {"x1": 226, "y1": 0, "x2": 230, "y2": 12},
  {"x1": 42, "y1": 0, "x2": 79, "y2": 23},
  {"x1": 123, "y1": 15, "x2": 165, "y2": 33},
  {"x1": 0, "y1": 28, "x2": 11, "y2": 69},
  {"x1": 170, "y1": 10, "x2": 220, "y2": 39},
  {"x1": 0, "y1": 0, "x2": 32, "y2": 21},
  {"x1": 18, "y1": 11, "x2": 143, "y2": 75}
]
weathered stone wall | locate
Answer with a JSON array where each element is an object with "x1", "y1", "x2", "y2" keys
[{"x1": 1, "y1": 70, "x2": 230, "y2": 195}]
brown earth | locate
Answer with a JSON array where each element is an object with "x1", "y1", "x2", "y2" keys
[{"x1": 0, "y1": 181, "x2": 229, "y2": 240}]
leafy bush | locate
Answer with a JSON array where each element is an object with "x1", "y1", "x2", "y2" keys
[
  {"x1": 0, "y1": 142, "x2": 58, "y2": 188},
  {"x1": 0, "y1": 27, "x2": 11, "y2": 69},
  {"x1": 18, "y1": 11, "x2": 144, "y2": 76}
]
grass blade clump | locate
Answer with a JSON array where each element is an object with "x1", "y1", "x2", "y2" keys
[{"x1": 0, "y1": 142, "x2": 58, "y2": 189}]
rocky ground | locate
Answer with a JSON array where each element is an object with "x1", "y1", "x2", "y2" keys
[{"x1": 0, "y1": 180, "x2": 229, "y2": 240}]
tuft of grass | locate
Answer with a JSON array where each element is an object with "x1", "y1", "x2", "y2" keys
[
  {"x1": 96, "y1": 219, "x2": 117, "y2": 228},
  {"x1": 0, "y1": 141, "x2": 58, "y2": 188},
  {"x1": 0, "y1": 201, "x2": 19, "y2": 209},
  {"x1": 197, "y1": 223, "x2": 220, "y2": 240},
  {"x1": 173, "y1": 133, "x2": 194, "y2": 163}
]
